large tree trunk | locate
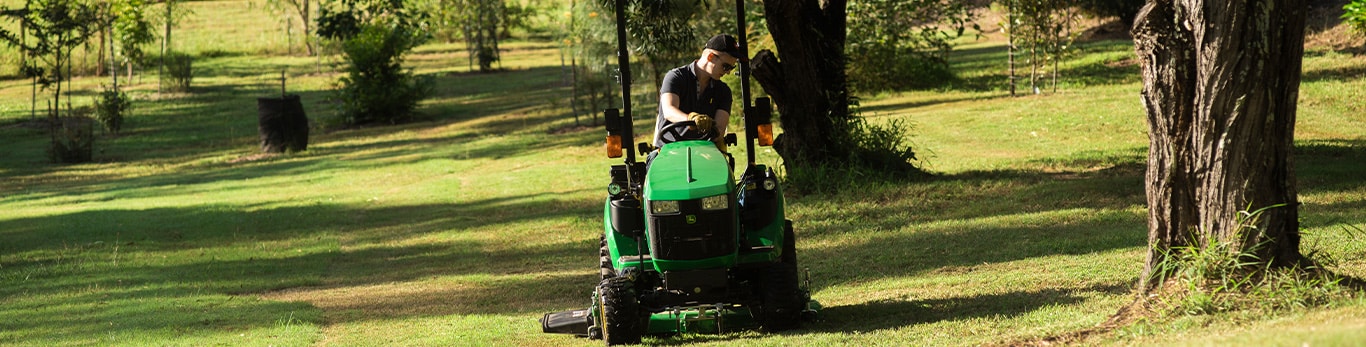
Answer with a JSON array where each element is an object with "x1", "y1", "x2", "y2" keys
[
  {"x1": 751, "y1": 0, "x2": 851, "y2": 169},
  {"x1": 1132, "y1": 0, "x2": 1306, "y2": 291}
]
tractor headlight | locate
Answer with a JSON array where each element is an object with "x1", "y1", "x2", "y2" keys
[
  {"x1": 700, "y1": 194, "x2": 728, "y2": 211},
  {"x1": 650, "y1": 200, "x2": 680, "y2": 214}
]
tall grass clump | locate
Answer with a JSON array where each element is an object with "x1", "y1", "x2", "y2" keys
[
  {"x1": 1151, "y1": 206, "x2": 1359, "y2": 316},
  {"x1": 783, "y1": 100, "x2": 928, "y2": 195}
]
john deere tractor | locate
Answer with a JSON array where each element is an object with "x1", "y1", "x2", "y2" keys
[{"x1": 540, "y1": 0, "x2": 816, "y2": 344}]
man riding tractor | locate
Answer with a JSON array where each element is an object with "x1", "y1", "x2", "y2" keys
[{"x1": 539, "y1": 2, "x2": 818, "y2": 345}]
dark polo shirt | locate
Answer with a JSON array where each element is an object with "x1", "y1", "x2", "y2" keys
[{"x1": 653, "y1": 63, "x2": 732, "y2": 147}]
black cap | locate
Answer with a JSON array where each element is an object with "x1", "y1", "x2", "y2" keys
[{"x1": 704, "y1": 34, "x2": 742, "y2": 59}]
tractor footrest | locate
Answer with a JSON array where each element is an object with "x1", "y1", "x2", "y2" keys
[
  {"x1": 739, "y1": 245, "x2": 774, "y2": 254},
  {"x1": 618, "y1": 254, "x2": 652, "y2": 264}
]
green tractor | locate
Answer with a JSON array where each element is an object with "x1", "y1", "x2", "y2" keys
[{"x1": 540, "y1": 0, "x2": 817, "y2": 344}]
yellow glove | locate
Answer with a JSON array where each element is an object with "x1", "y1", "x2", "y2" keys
[{"x1": 687, "y1": 112, "x2": 714, "y2": 133}]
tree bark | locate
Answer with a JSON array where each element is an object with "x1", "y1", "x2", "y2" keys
[
  {"x1": 751, "y1": 0, "x2": 851, "y2": 169},
  {"x1": 1132, "y1": 0, "x2": 1306, "y2": 291}
]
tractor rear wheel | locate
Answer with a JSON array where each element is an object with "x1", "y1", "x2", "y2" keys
[
  {"x1": 756, "y1": 262, "x2": 804, "y2": 332},
  {"x1": 598, "y1": 277, "x2": 642, "y2": 345}
]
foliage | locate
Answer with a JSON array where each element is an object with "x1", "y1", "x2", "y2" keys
[
  {"x1": 1074, "y1": 0, "x2": 1143, "y2": 26},
  {"x1": 0, "y1": 0, "x2": 100, "y2": 92},
  {"x1": 846, "y1": 0, "x2": 977, "y2": 92},
  {"x1": 159, "y1": 51, "x2": 192, "y2": 92},
  {"x1": 558, "y1": 1, "x2": 616, "y2": 126},
  {"x1": 318, "y1": 0, "x2": 433, "y2": 126},
  {"x1": 92, "y1": 88, "x2": 131, "y2": 133},
  {"x1": 0, "y1": 0, "x2": 103, "y2": 162},
  {"x1": 111, "y1": 0, "x2": 157, "y2": 70},
  {"x1": 1345, "y1": 0, "x2": 1366, "y2": 36}
]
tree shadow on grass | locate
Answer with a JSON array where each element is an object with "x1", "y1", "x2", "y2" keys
[
  {"x1": 0, "y1": 190, "x2": 607, "y2": 338},
  {"x1": 806, "y1": 282, "x2": 1132, "y2": 335}
]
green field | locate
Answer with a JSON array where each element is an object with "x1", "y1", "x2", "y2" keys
[{"x1": 2, "y1": 0, "x2": 1365, "y2": 345}]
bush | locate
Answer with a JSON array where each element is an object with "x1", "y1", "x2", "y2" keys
[
  {"x1": 93, "y1": 89, "x2": 132, "y2": 134},
  {"x1": 49, "y1": 108, "x2": 96, "y2": 163},
  {"x1": 161, "y1": 52, "x2": 194, "y2": 93},
  {"x1": 333, "y1": 23, "x2": 433, "y2": 126},
  {"x1": 1345, "y1": 0, "x2": 1366, "y2": 36}
]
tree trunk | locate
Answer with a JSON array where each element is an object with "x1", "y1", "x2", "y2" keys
[
  {"x1": 300, "y1": 0, "x2": 314, "y2": 56},
  {"x1": 1132, "y1": 0, "x2": 1306, "y2": 291},
  {"x1": 751, "y1": 0, "x2": 851, "y2": 170}
]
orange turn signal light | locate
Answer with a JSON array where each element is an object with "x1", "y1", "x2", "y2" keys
[
  {"x1": 756, "y1": 124, "x2": 774, "y2": 147},
  {"x1": 606, "y1": 135, "x2": 623, "y2": 158}
]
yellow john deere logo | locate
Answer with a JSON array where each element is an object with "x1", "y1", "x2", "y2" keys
[{"x1": 686, "y1": 215, "x2": 697, "y2": 224}]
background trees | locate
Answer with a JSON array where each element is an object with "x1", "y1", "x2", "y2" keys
[
  {"x1": 1, "y1": 0, "x2": 104, "y2": 162},
  {"x1": 846, "y1": 0, "x2": 976, "y2": 92}
]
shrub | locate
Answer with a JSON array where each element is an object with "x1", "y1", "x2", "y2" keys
[
  {"x1": 49, "y1": 108, "x2": 96, "y2": 163},
  {"x1": 1345, "y1": 0, "x2": 1366, "y2": 36},
  {"x1": 333, "y1": 23, "x2": 433, "y2": 126},
  {"x1": 93, "y1": 89, "x2": 132, "y2": 134},
  {"x1": 161, "y1": 52, "x2": 194, "y2": 93}
]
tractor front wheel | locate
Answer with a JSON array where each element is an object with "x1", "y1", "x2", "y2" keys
[
  {"x1": 756, "y1": 262, "x2": 804, "y2": 332},
  {"x1": 598, "y1": 277, "x2": 642, "y2": 345}
]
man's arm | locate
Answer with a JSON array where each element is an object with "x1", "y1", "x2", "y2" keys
[
  {"x1": 659, "y1": 92, "x2": 691, "y2": 124},
  {"x1": 662, "y1": 92, "x2": 728, "y2": 135},
  {"x1": 713, "y1": 109, "x2": 729, "y2": 136}
]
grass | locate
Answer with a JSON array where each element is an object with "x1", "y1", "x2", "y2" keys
[{"x1": 2, "y1": 0, "x2": 1366, "y2": 345}]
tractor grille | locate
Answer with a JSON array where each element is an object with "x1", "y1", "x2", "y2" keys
[{"x1": 648, "y1": 199, "x2": 736, "y2": 261}]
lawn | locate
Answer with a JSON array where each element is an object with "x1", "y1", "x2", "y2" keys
[{"x1": 2, "y1": 1, "x2": 1365, "y2": 346}]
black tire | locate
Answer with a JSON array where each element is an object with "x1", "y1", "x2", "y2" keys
[
  {"x1": 598, "y1": 277, "x2": 642, "y2": 345},
  {"x1": 599, "y1": 235, "x2": 616, "y2": 281},
  {"x1": 781, "y1": 220, "x2": 797, "y2": 266},
  {"x1": 756, "y1": 262, "x2": 804, "y2": 332}
]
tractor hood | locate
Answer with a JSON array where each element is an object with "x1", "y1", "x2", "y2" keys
[{"x1": 645, "y1": 141, "x2": 732, "y2": 200}]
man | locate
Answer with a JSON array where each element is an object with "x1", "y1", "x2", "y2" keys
[{"x1": 652, "y1": 34, "x2": 742, "y2": 150}]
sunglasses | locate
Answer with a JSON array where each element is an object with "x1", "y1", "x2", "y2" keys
[{"x1": 713, "y1": 53, "x2": 737, "y2": 72}]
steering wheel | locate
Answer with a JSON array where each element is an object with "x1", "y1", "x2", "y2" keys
[{"x1": 658, "y1": 120, "x2": 715, "y2": 145}]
